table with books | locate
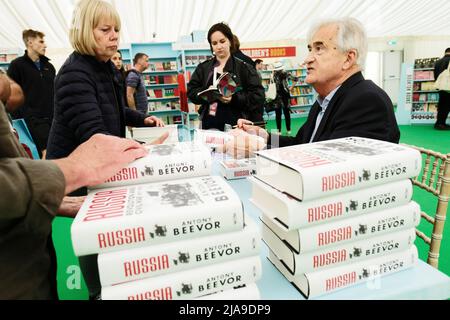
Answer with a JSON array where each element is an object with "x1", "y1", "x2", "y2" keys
[
  {"x1": 216, "y1": 137, "x2": 450, "y2": 300},
  {"x1": 72, "y1": 129, "x2": 450, "y2": 300}
]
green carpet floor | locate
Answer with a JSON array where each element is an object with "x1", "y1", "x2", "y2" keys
[{"x1": 52, "y1": 119, "x2": 450, "y2": 299}]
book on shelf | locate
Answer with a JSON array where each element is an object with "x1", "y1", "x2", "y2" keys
[
  {"x1": 197, "y1": 72, "x2": 242, "y2": 103},
  {"x1": 261, "y1": 201, "x2": 420, "y2": 254},
  {"x1": 100, "y1": 255, "x2": 262, "y2": 300},
  {"x1": 196, "y1": 283, "x2": 260, "y2": 300},
  {"x1": 97, "y1": 217, "x2": 260, "y2": 286},
  {"x1": 262, "y1": 220, "x2": 415, "y2": 275},
  {"x1": 71, "y1": 176, "x2": 245, "y2": 256},
  {"x1": 255, "y1": 137, "x2": 421, "y2": 201},
  {"x1": 90, "y1": 141, "x2": 211, "y2": 189},
  {"x1": 250, "y1": 177, "x2": 413, "y2": 230},
  {"x1": 268, "y1": 245, "x2": 418, "y2": 299},
  {"x1": 220, "y1": 157, "x2": 257, "y2": 180}
]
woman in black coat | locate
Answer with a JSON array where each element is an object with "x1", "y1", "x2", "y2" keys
[
  {"x1": 187, "y1": 22, "x2": 265, "y2": 131},
  {"x1": 46, "y1": 0, "x2": 163, "y2": 161}
]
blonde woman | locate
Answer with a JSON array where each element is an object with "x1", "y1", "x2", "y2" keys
[{"x1": 47, "y1": 0, "x2": 164, "y2": 162}]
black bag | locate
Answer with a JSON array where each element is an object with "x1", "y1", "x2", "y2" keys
[{"x1": 264, "y1": 100, "x2": 277, "y2": 114}]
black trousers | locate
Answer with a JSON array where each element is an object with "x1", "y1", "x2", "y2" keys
[
  {"x1": 275, "y1": 96, "x2": 291, "y2": 132},
  {"x1": 436, "y1": 91, "x2": 450, "y2": 125}
]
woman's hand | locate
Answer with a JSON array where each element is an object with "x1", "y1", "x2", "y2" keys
[
  {"x1": 218, "y1": 95, "x2": 232, "y2": 104},
  {"x1": 144, "y1": 115, "x2": 165, "y2": 127}
]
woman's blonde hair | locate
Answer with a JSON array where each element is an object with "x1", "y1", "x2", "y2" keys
[{"x1": 69, "y1": 0, "x2": 121, "y2": 56}]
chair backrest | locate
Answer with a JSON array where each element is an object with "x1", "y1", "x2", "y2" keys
[{"x1": 402, "y1": 143, "x2": 450, "y2": 268}]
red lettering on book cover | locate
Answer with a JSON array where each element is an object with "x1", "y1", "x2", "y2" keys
[
  {"x1": 98, "y1": 227, "x2": 146, "y2": 248},
  {"x1": 123, "y1": 254, "x2": 170, "y2": 277},
  {"x1": 83, "y1": 189, "x2": 128, "y2": 222},
  {"x1": 307, "y1": 202, "x2": 343, "y2": 223},
  {"x1": 317, "y1": 226, "x2": 352, "y2": 246},
  {"x1": 322, "y1": 171, "x2": 356, "y2": 192},
  {"x1": 325, "y1": 271, "x2": 357, "y2": 291},
  {"x1": 313, "y1": 249, "x2": 347, "y2": 268},
  {"x1": 105, "y1": 167, "x2": 138, "y2": 183},
  {"x1": 128, "y1": 287, "x2": 173, "y2": 300}
]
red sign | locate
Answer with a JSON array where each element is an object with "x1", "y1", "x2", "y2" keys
[{"x1": 240, "y1": 46, "x2": 296, "y2": 58}]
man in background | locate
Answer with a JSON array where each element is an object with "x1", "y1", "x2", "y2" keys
[
  {"x1": 7, "y1": 29, "x2": 55, "y2": 159},
  {"x1": 126, "y1": 52, "x2": 151, "y2": 115},
  {"x1": 255, "y1": 59, "x2": 264, "y2": 71},
  {"x1": 433, "y1": 48, "x2": 450, "y2": 130}
]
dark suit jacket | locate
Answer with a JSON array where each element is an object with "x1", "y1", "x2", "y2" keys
[{"x1": 272, "y1": 72, "x2": 400, "y2": 147}]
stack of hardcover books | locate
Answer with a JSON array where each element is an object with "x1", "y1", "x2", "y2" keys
[
  {"x1": 250, "y1": 137, "x2": 422, "y2": 299},
  {"x1": 71, "y1": 141, "x2": 262, "y2": 300}
]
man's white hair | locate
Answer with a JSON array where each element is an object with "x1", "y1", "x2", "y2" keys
[{"x1": 307, "y1": 17, "x2": 368, "y2": 70}]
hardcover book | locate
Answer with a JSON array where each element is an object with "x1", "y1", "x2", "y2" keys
[
  {"x1": 131, "y1": 124, "x2": 179, "y2": 144},
  {"x1": 97, "y1": 218, "x2": 260, "y2": 286},
  {"x1": 255, "y1": 137, "x2": 421, "y2": 201},
  {"x1": 268, "y1": 246, "x2": 418, "y2": 299},
  {"x1": 90, "y1": 141, "x2": 212, "y2": 189},
  {"x1": 262, "y1": 221, "x2": 415, "y2": 275},
  {"x1": 220, "y1": 158, "x2": 257, "y2": 180},
  {"x1": 250, "y1": 177, "x2": 413, "y2": 229},
  {"x1": 71, "y1": 176, "x2": 245, "y2": 256},
  {"x1": 100, "y1": 255, "x2": 262, "y2": 300},
  {"x1": 260, "y1": 201, "x2": 420, "y2": 254},
  {"x1": 197, "y1": 72, "x2": 242, "y2": 103}
]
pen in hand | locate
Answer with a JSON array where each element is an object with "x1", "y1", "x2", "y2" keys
[{"x1": 232, "y1": 121, "x2": 267, "y2": 129}]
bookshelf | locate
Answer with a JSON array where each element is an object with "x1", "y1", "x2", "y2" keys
[
  {"x1": 0, "y1": 48, "x2": 21, "y2": 73},
  {"x1": 410, "y1": 57, "x2": 440, "y2": 124},
  {"x1": 261, "y1": 65, "x2": 316, "y2": 119},
  {"x1": 129, "y1": 42, "x2": 181, "y2": 122}
]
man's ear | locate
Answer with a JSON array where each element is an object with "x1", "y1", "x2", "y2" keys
[{"x1": 343, "y1": 49, "x2": 357, "y2": 70}]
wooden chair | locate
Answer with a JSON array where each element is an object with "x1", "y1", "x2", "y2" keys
[{"x1": 402, "y1": 143, "x2": 450, "y2": 268}]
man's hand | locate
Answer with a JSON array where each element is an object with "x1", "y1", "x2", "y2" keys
[
  {"x1": 57, "y1": 196, "x2": 86, "y2": 218},
  {"x1": 144, "y1": 115, "x2": 165, "y2": 127},
  {"x1": 236, "y1": 119, "x2": 269, "y2": 145},
  {"x1": 147, "y1": 131, "x2": 170, "y2": 145},
  {"x1": 53, "y1": 134, "x2": 148, "y2": 194},
  {"x1": 223, "y1": 129, "x2": 267, "y2": 159}
]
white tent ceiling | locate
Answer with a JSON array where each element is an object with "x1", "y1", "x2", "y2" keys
[{"x1": 1, "y1": 0, "x2": 450, "y2": 50}]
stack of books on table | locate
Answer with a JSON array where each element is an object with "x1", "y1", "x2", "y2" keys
[
  {"x1": 71, "y1": 141, "x2": 262, "y2": 300},
  {"x1": 250, "y1": 137, "x2": 422, "y2": 299}
]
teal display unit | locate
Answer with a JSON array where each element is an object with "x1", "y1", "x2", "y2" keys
[
  {"x1": 0, "y1": 48, "x2": 21, "y2": 73},
  {"x1": 130, "y1": 42, "x2": 181, "y2": 123}
]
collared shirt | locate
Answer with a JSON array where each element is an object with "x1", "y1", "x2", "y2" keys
[{"x1": 309, "y1": 85, "x2": 341, "y2": 142}]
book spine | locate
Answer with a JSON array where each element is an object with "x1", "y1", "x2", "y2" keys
[
  {"x1": 98, "y1": 220, "x2": 260, "y2": 286},
  {"x1": 252, "y1": 178, "x2": 413, "y2": 229},
  {"x1": 297, "y1": 201, "x2": 420, "y2": 253},
  {"x1": 91, "y1": 148, "x2": 211, "y2": 189},
  {"x1": 195, "y1": 283, "x2": 261, "y2": 300},
  {"x1": 100, "y1": 255, "x2": 262, "y2": 300},
  {"x1": 293, "y1": 228, "x2": 415, "y2": 275},
  {"x1": 306, "y1": 246, "x2": 418, "y2": 298}
]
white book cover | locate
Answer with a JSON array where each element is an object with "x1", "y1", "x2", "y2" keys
[
  {"x1": 251, "y1": 177, "x2": 413, "y2": 229},
  {"x1": 195, "y1": 283, "x2": 260, "y2": 300},
  {"x1": 131, "y1": 124, "x2": 179, "y2": 144},
  {"x1": 268, "y1": 246, "x2": 418, "y2": 299},
  {"x1": 101, "y1": 255, "x2": 262, "y2": 300},
  {"x1": 71, "y1": 176, "x2": 244, "y2": 256},
  {"x1": 261, "y1": 201, "x2": 420, "y2": 254},
  {"x1": 255, "y1": 137, "x2": 421, "y2": 201},
  {"x1": 263, "y1": 221, "x2": 415, "y2": 275},
  {"x1": 194, "y1": 129, "x2": 233, "y2": 149},
  {"x1": 90, "y1": 141, "x2": 211, "y2": 189},
  {"x1": 98, "y1": 218, "x2": 260, "y2": 286},
  {"x1": 220, "y1": 158, "x2": 257, "y2": 180}
]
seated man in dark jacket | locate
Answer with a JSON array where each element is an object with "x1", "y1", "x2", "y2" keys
[{"x1": 233, "y1": 17, "x2": 400, "y2": 156}]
